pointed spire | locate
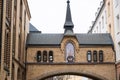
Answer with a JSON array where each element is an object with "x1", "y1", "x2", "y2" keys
[{"x1": 64, "y1": 0, "x2": 74, "y2": 34}]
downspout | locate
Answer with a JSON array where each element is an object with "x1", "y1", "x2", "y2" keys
[
  {"x1": 0, "y1": 0, "x2": 4, "y2": 79},
  {"x1": 0, "y1": 0, "x2": 4, "y2": 62}
]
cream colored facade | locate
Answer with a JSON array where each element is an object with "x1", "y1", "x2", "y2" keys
[
  {"x1": 0, "y1": 0, "x2": 31, "y2": 80},
  {"x1": 105, "y1": 0, "x2": 115, "y2": 40},
  {"x1": 88, "y1": 0, "x2": 115, "y2": 40},
  {"x1": 113, "y1": 0, "x2": 120, "y2": 80},
  {"x1": 88, "y1": 0, "x2": 120, "y2": 79}
]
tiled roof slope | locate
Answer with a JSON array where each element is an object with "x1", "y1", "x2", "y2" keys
[
  {"x1": 29, "y1": 23, "x2": 39, "y2": 32},
  {"x1": 27, "y1": 33, "x2": 113, "y2": 46}
]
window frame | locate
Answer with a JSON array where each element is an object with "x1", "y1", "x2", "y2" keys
[
  {"x1": 93, "y1": 51, "x2": 97, "y2": 62},
  {"x1": 87, "y1": 51, "x2": 92, "y2": 62},
  {"x1": 99, "y1": 50, "x2": 104, "y2": 62},
  {"x1": 36, "y1": 51, "x2": 41, "y2": 62},
  {"x1": 43, "y1": 51, "x2": 47, "y2": 62},
  {"x1": 49, "y1": 51, "x2": 53, "y2": 62},
  {"x1": 65, "y1": 42, "x2": 75, "y2": 63}
]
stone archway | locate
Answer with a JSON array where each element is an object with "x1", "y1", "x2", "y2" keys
[{"x1": 31, "y1": 69, "x2": 108, "y2": 80}]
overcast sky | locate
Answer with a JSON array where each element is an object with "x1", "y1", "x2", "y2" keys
[{"x1": 28, "y1": 0, "x2": 102, "y2": 33}]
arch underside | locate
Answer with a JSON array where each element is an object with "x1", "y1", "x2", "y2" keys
[{"x1": 31, "y1": 69, "x2": 108, "y2": 80}]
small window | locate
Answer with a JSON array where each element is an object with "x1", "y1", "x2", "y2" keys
[
  {"x1": 99, "y1": 50, "x2": 103, "y2": 62},
  {"x1": 36, "y1": 51, "x2": 41, "y2": 62},
  {"x1": 108, "y1": 2, "x2": 110, "y2": 17},
  {"x1": 43, "y1": 51, "x2": 47, "y2": 62},
  {"x1": 115, "y1": 0, "x2": 118, "y2": 7},
  {"x1": 87, "y1": 51, "x2": 92, "y2": 62},
  {"x1": 49, "y1": 51, "x2": 53, "y2": 62},
  {"x1": 93, "y1": 51, "x2": 97, "y2": 62}
]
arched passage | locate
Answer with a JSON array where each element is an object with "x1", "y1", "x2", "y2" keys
[{"x1": 31, "y1": 69, "x2": 108, "y2": 80}]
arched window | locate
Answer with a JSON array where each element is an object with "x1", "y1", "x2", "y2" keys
[
  {"x1": 49, "y1": 51, "x2": 53, "y2": 62},
  {"x1": 66, "y1": 42, "x2": 75, "y2": 63},
  {"x1": 87, "y1": 51, "x2": 92, "y2": 62},
  {"x1": 99, "y1": 50, "x2": 103, "y2": 62},
  {"x1": 43, "y1": 51, "x2": 47, "y2": 62},
  {"x1": 93, "y1": 51, "x2": 97, "y2": 62},
  {"x1": 36, "y1": 51, "x2": 41, "y2": 62}
]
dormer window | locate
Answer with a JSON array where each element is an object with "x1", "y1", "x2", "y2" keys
[{"x1": 66, "y1": 42, "x2": 75, "y2": 63}]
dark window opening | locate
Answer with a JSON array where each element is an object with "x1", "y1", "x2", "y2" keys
[
  {"x1": 99, "y1": 50, "x2": 103, "y2": 62},
  {"x1": 49, "y1": 51, "x2": 53, "y2": 62},
  {"x1": 93, "y1": 51, "x2": 97, "y2": 62},
  {"x1": 87, "y1": 51, "x2": 92, "y2": 62},
  {"x1": 43, "y1": 51, "x2": 47, "y2": 62},
  {"x1": 37, "y1": 51, "x2": 41, "y2": 62}
]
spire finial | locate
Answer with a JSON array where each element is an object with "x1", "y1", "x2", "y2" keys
[
  {"x1": 67, "y1": 0, "x2": 70, "y2": 3},
  {"x1": 64, "y1": 0, "x2": 74, "y2": 34}
]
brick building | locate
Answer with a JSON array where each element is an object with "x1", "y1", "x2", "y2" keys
[
  {"x1": 0, "y1": 0, "x2": 31, "y2": 80},
  {"x1": 0, "y1": 0, "x2": 116, "y2": 80},
  {"x1": 26, "y1": 0, "x2": 116, "y2": 80}
]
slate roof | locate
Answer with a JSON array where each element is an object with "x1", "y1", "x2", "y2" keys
[
  {"x1": 27, "y1": 33, "x2": 63, "y2": 46},
  {"x1": 76, "y1": 34, "x2": 113, "y2": 45},
  {"x1": 29, "y1": 23, "x2": 40, "y2": 32},
  {"x1": 27, "y1": 33, "x2": 113, "y2": 46}
]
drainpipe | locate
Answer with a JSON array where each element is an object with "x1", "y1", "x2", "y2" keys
[
  {"x1": 0, "y1": 0, "x2": 4, "y2": 79},
  {"x1": 0, "y1": 0, "x2": 3, "y2": 61},
  {"x1": 0, "y1": 0, "x2": 4, "y2": 63},
  {"x1": 25, "y1": 43, "x2": 28, "y2": 80}
]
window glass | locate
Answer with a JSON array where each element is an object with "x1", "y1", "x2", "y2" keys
[
  {"x1": 49, "y1": 51, "x2": 53, "y2": 62},
  {"x1": 115, "y1": 0, "x2": 118, "y2": 7},
  {"x1": 43, "y1": 51, "x2": 47, "y2": 62},
  {"x1": 116, "y1": 15, "x2": 120, "y2": 33},
  {"x1": 108, "y1": 2, "x2": 110, "y2": 17},
  {"x1": 66, "y1": 42, "x2": 74, "y2": 63},
  {"x1": 93, "y1": 51, "x2": 97, "y2": 62},
  {"x1": 102, "y1": 16, "x2": 104, "y2": 29},
  {"x1": 87, "y1": 51, "x2": 92, "y2": 62},
  {"x1": 99, "y1": 50, "x2": 103, "y2": 62},
  {"x1": 37, "y1": 51, "x2": 41, "y2": 62}
]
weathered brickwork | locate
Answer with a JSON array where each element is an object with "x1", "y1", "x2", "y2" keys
[
  {"x1": 26, "y1": 36, "x2": 116, "y2": 80},
  {"x1": 117, "y1": 63, "x2": 120, "y2": 80}
]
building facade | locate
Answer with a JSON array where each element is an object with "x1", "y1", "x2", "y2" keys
[
  {"x1": 26, "y1": 0, "x2": 116, "y2": 80},
  {"x1": 88, "y1": 0, "x2": 115, "y2": 38},
  {"x1": 88, "y1": 0, "x2": 107, "y2": 34},
  {"x1": 0, "y1": 0, "x2": 117, "y2": 80},
  {"x1": 88, "y1": 0, "x2": 120, "y2": 80},
  {"x1": 0, "y1": 0, "x2": 31, "y2": 80},
  {"x1": 113, "y1": 0, "x2": 120, "y2": 79}
]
